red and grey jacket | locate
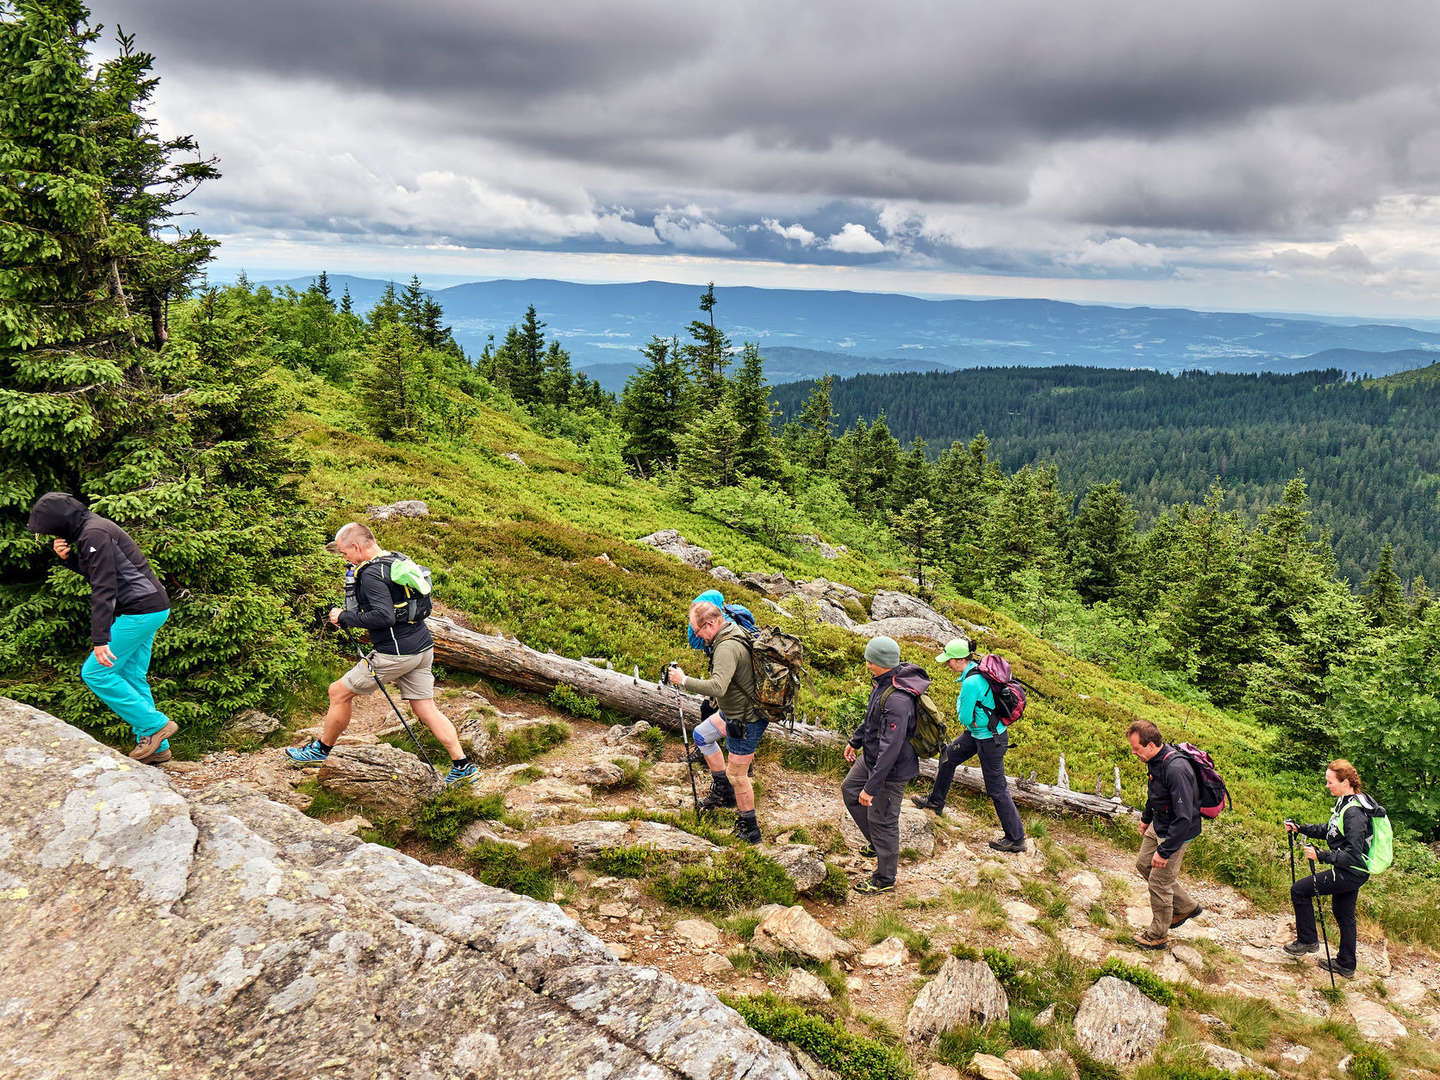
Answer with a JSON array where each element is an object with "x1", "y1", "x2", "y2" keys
[{"x1": 27, "y1": 492, "x2": 170, "y2": 645}]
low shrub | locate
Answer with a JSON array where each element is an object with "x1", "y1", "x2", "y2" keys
[
  {"x1": 651, "y1": 848, "x2": 796, "y2": 910},
  {"x1": 723, "y1": 994, "x2": 913, "y2": 1080},
  {"x1": 415, "y1": 785, "x2": 506, "y2": 846},
  {"x1": 548, "y1": 683, "x2": 602, "y2": 720},
  {"x1": 492, "y1": 719, "x2": 572, "y2": 763},
  {"x1": 811, "y1": 863, "x2": 851, "y2": 904},
  {"x1": 588, "y1": 844, "x2": 663, "y2": 878},
  {"x1": 1345, "y1": 1046, "x2": 1394, "y2": 1080},
  {"x1": 1093, "y1": 957, "x2": 1176, "y2": 1006}
]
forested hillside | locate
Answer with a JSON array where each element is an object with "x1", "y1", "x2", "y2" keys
[
  {"x1": 4, "y1": 7, "x2": 1440, "y2": 1055},
  {"x1": 770, "y1": 365, "x2": 1440, "y2": 586}
]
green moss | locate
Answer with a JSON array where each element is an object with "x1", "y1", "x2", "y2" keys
[{"x1": 723, "y1": 994, "x2": 913, "y2": 1080}]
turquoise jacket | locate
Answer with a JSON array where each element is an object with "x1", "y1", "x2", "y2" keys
[{"x1": 955, "y1": 661, "x2": 1001, "y2": 739}]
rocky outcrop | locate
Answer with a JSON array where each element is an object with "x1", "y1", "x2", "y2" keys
[
  {"x1": 529, "y1": 818, "x2": 720, "y2": 860},
  {"x1": 1346, "y1": 998, "x2": 1408, "y2": 1045},
  {"x1": 906, "y1": 957, "x2": 1009, "y2": 1042},
  {"x1": 763, "y1": 843, "x2": 829, "y2": 894},
  {"x1": 635, "y1": 530, "x2": 712, "y2": 570},
  {"x1": 740, "y1": 571, "x2": 796, "y2": 599},
  {"x1": 751, "y1": 904, "x2": 855, "y2": 963},
  {"x1": 1073, "y1": 976, "x2": 1169, "y2": 1066},
  {"x1": 854, "y1": 591, "x2": 991, "y2": 645},
  {"x1": 709, "y1": 566, "x2": 741, "y2": 585},
  {"x1": 794, "y1": 535, "x2": 847, "y2": 560},
  {"x1": 366, "y1": 498, "x2": 430, "y2": 520},
  {"x1": 784, "y1": 968, "x2": 832, "y2": 1004},
  {"x1": 0, "y1": 697, "x2": 803, "y2": 1080},
  {"x1": 229, "y1": 708, "x2": 283, "y2": 739},
  {"x1": 315, "y1": 742, "x2": 443, "y2": 816}
]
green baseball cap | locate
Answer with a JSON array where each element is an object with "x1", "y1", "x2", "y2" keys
[{"x1": 935, "y1": 638, "x2": 973, "y2": 663}]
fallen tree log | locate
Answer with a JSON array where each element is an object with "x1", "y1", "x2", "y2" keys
[{"x1": 428, "y1": 616, "x2": 1138, "y2": 821}]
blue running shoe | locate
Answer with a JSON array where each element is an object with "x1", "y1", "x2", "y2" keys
[
  {"x1": 445, "y1": 761, "x2": 478, "y2": 785},
  {"x1": 286, "y1": 739, "x2": 330, "y2": 767}
]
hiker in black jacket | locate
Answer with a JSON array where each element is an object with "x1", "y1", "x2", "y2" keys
[
  {"x1": 1283, "y1": 759, "x2": 1373, "y2": 978},
  {"x1": 1128, "y1": 720, "x2": 1204, "y2": 948},
  {"x1": 843, "y1": 636, "x2": 928, "y2": 895},
  {"x1": 26, "y1": 493, "x2": 176, "y2": 763}
]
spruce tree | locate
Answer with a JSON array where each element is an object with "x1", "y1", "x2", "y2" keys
[
  {"x1": 339, "y1": 285, "x2": 353, "y2": 315},
  {"x1": 356, "y1": 320, "x2": 428, "y2": 439},
  {"x1": 1071, "y1": 481, "x2": 1140, "y2": 605},
  {"x1": 684, "y1": 283, "x2": 731, "y2": 409},
  {"x1": 725, "y1": 342, "x2": 780, "y2": 481},
  {"x1": 676, "y1": 398, "x2": 745, "y2": 489},
  {"x1": 795, "y1": 374, "x2": 837, "y2": 472},
  {"x1": 542, "y1": 340, "x2": 573, "y2": 407},
  {"x1": 618, "y1": 336, "x2": 689, "y2": 473},
  {"x1": 1362, "y1": 543, "x2": 1407, "y2": 629},
  {"x1": 315, "y1": 270, "x2": 332, "y2": 303},
  {"x1": 894, "y1": 437, "x2": 932, "y2": 507},
  {"x1": 889, "y1": 497, "x2": 942, "y2": 592},
  {"x1": 509, "y1": 305, "x2": 547, "y2": 405}
]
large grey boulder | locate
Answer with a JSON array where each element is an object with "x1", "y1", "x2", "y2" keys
[
  {"x1": 740, "y1": 571, "x2": 797, "y2": 599},
  {"x1": 366, "y1": 498, "x2": 430, "y2": 521},
  {"x1": 763, "y1": 843, "x2": 829, "y2": 894},
  {"x1": 1073, "y1": 976, "x2": 1169, "y2": 1067},
  {"x1": 906, "y1": 957, "x2": 1009, "y2": 1042},
  {"x1": 0, "y1": 697, "x2": 804, "y2": 1080},
  {"x1": 751, "y1": 905, "x2": 855, "y2": 963},
  {"x1": 635, "y1": 529, "x2": 712, "y2": 570}
]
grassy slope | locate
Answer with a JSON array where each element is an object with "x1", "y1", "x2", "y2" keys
[{"x1": 286, "y1": 368, "x2": 1432, "y2": 926}]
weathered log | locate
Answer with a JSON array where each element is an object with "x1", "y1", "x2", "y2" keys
[{"x1": 428, "y1": 616, "x2": 1138, "y2": 820}]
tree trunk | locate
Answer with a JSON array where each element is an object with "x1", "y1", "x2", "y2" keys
[{"x1": 427, "y1": 616, "x2": 1138, "y2": 821}]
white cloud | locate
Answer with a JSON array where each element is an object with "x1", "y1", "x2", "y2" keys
[
  {"x1": 653, "y1": 210, "x2": 737, "y2": 250},
  {"x1": 824, "y1": 223, "x2": 886, "y2": 254},
  {"x1": 761, "y1": 218, "x2": 817, "y2": 245},
  {"x1": 1068, "y1": 236, "x2": 1167, "y2": 271}
]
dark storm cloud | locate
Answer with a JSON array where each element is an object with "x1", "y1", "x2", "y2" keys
[{"x1": 97, "y1": 0, "x2": 1440, "y2": 261}]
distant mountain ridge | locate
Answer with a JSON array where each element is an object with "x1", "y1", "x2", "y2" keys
[{"x1": 256, "y1": 274, "x2": 1440, "y2": 387}]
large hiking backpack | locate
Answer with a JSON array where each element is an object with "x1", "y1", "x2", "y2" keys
[
  {"x1": 1168, "y1": 743, "x2": 1231, "y2": 819},
  {"x1": 1335, "y1": 793, "x2": 1393, "y2": 875},
  {"x1": 970, "y1": 654, "x2": 1029, "y2": 734},
  {"x1": 737, "y1": 625, "x2": 805, "y2": 728},
  {"x1": 364, "y1": 551, "x2": 434, "y2": 624},
  {"x1": 882, "y1": 685, "x2": 949, "y2": 758}
]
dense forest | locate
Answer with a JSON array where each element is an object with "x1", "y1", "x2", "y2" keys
[{"x1": 769, "y1": 365, "x2": 1440, "y2": 586}]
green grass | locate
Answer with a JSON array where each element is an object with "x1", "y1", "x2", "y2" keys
[
  {"x1": 464, "y1": 838, "x2": 568, "y2": 901},
  {"x1": 724, "y1": 994, "x2": 913, "y2": 1080},
  {"x1": 1093, "y1": 957, "x2": 1177, "y2": 1006},
  {"x1": 936, "y1": 1021, "x2": 1010, "y2": 1064},
  {"x1": 488, "y1": 718, "x2": 572, "y2": 763}
]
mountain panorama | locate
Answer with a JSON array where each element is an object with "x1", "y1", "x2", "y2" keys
[
  {"x1": 7, "y1": 6, "x2": 1440, "y2": 1080},
  {"x1": 255, "y1": 274, "x2": 1440, "y2": 391}
]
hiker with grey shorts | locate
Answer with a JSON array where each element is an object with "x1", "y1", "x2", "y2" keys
[{"x1": 286, "y1": 522, "x2": 475, "y2": 785}]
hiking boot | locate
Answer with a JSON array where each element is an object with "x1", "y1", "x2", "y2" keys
[
  {"x1": 130, "y1": 721, "x2": 178, "y2": 760},
  {"x1": 698, "y1": 773, "x2": 737, "y2": 811},
  {"x1": 285, "y1": 739, "x2": 331, "y2": 767},
  {"x1": 858, "y1": 844, "x2": 877, "y2": 858},
  {"x1": 988, "y1": 837, "x2": 1027, "y2": 853},
  {"x1": 445, "y1": 762, "x2": 478, "y2": 786},
  {"x1": 137, "y1": 748, "x2": 172, "y2": 765},
  {"x1": 854, "y1": 877, "x2": 895, "y2": 895},
  {"x1": 1283, "y1": 939, "x2": 1320, "y2": 956},
  {"x1": 1319, "y1": 958, "x2": 1356, "y2": 979},
  {"x1": 1170, "y1": 904, "x2": 1204, "y2": 929},
  {"x1": 910, "y1": 795, "x2": 943, "y2": 816},
  {"x1": 733, "y1": 813, "x2": 762, "y2": 845},
  {"x1": 1134, "y1": 932, "x2": 1168, "y2": 950}
]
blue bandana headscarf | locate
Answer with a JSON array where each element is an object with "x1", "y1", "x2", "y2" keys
[{"x1": 688, "y1": 589, "x2": 726, "y2": 650}]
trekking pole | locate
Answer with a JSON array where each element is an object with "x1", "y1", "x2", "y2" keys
[
  {"x1": 338, "y1": 626, "x2": 439, "y2": 777},
  {"x1": 1285, "y1": 823, "x2": 1297, "y2": 885},
  {"x1": 1308, "y1": 853, "x2": 1337, "y2": 990},
  {"x1": 668, "y1": 665, "x2": 703, "y2": 823}
]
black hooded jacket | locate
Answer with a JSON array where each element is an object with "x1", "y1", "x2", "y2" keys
[
  {"x1": 849, "y1": 662, "x2": 928, "y2": 795},
  {"x1": 27, "y1": 493, "x2": 170, "y2": 645},
  {"x1": 1140, "y1": 744, "x2": 1203, "y2": 858}
]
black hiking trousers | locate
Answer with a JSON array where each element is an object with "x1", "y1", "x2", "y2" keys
[
  {"x1": 927, "y1": 729, "x2": 1025, "y2": 843},
  {"x1": 1292, "y1": 867, "x2": 1362, "y2": 970}
]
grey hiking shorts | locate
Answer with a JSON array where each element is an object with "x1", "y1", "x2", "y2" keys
[{"x1": 342, "y1": 648, "x2": 435, "y2": 701}]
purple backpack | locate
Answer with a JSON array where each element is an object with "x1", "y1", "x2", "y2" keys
[
  {"x1": 972, "y1": 654, "x2": 1028, "y2": 733},
  {"x1": 1168, "y1": 742, "x2": 1232, "y2": 819}
]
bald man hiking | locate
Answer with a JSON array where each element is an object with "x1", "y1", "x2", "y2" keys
[
  {"x1": 26, "y1": 492, "x2": 176, "y2": 763},
  {"x1": 287, "y1": 522, "x2": 475, "y2": 785}
]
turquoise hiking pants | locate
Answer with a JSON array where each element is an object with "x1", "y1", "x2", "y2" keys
[{"x1": 81, "y1": 609, "x2": 172, "y2": 751}]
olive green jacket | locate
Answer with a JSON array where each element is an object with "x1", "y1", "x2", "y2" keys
[{"x1": 682, "y1": 622, "x2": 760, "y2": 727}]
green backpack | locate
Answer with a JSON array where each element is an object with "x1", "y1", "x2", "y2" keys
[
  {"x1": 1331, "y1": 793, "x2": 1393, "y2": 875},
  {"x1": 881, "y1": 685, "x2": 949, "y2": 758}
]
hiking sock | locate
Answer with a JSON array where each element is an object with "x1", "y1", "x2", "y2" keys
[
  {"x1": 318, "y1": 740, "x2": 334, "y2": 753},
  {"x1": 452, "y1": 756, "x2": 471, "y2": 769}
]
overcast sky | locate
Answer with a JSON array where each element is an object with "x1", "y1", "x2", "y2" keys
[{"x1": 99, "y1": 0, "x2": 1440, "y2": 316}]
